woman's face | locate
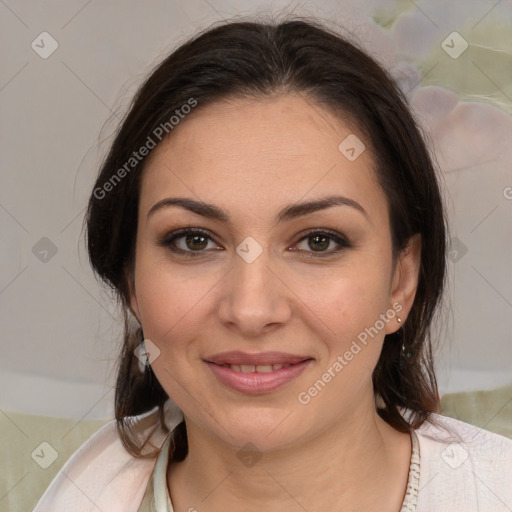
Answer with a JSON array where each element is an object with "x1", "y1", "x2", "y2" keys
[{"x1": 130, "y1": 93, "x2": 420, "y2": 452}]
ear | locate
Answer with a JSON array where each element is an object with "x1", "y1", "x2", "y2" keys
[{"x1": 385, "y1": 233, "x2": 421, "y2": 335}]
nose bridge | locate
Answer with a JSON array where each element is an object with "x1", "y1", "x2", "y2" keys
[{"x1": 218, "y1": 243, "x2": 291, "y2": 334}]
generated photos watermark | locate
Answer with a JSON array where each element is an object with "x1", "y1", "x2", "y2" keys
[
  {"x1": 94, "y1": 97, "x2": 198, "y2": 200},
  {"x1": 298, "y1": 302, "x2": 403, "y2": 405}
]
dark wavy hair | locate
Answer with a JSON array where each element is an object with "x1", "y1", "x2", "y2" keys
[{"x1": 86, "y1": 16, "x2": 447, "y2": 460}]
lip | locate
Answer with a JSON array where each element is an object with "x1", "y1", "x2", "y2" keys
[{"x1": 204, "y1": 352, "x2": 313, "y2": 394}]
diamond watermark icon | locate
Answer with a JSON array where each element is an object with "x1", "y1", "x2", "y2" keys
[
  {"x1": 31, "y1": 441, "x2": 58, "y2": 469},
  {"x1": 31, "y1": 32, "x2": 59, "y2": 59},
  {"x1": 237, "y1": 442, "x2": 262, "y2": 468},
  {"x1": 448, "y1": 236, "x2": 468, "y2": 263},
  {"x1": 441, "y1": 32, "x2": 468, "y2": 59},
  {"x1": 338, "y1": 134, "x2": 365, "y2": 161},
  {"x1": 32, "y1": 237, "x2": 58, "y2": 263},
  {"x1": 134, "y1": 338, "x2": 161, "y2": 371},
  {"x1": 236, "y1": 236, "x2": 263, "y2": 264},
  {"x1": 441, "y1": 442, "x2": 469, "y2": 469}
]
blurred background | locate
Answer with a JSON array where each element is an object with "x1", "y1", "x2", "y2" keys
[{"x1": 1, "y1": 0, "x2": 511, "y2": 434}]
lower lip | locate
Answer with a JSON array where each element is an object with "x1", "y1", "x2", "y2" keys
[{"x1": 205, "y1": 360, "x2": 312, "y2": 394}]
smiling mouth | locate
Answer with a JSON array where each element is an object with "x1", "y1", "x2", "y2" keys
[
  {"x1": 204, "y1": 352, "x2": 314, "y2": 394},
  {"x1": 217, "y1": 362, "x2": 296, "y2": 373},
  {"x1": 204, "y1": 350, "x2": 313, "y2": 367}
]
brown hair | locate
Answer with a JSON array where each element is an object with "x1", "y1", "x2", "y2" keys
[{"x1": 86, "y1": 16, "x2": 447, "y2": 460}]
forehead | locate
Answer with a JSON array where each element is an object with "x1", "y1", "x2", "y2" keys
[{"x1": 140, "y1": 93, "x2": 387, "y2": 223}]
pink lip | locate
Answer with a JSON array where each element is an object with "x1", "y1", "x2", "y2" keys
[{"x1": 204, "y1": 357, "x2": 313, "y2": 394}]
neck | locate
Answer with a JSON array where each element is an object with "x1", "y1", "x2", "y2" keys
[{"x1": 167, "y1": 398, "x2": 412, "y2": 512}]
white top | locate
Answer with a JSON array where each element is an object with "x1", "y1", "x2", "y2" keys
[{"x1": 33, "y1": 403, "x2": 512, "y2": 512}]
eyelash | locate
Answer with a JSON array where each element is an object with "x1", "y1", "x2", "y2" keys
[{"x1": 157, "y1": 228, "x2": 351, "y2": 258}]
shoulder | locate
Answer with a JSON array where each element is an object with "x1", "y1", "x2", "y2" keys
[
  {"x1": 414, "y1": 413, "x2": 512, "y2": 511},
  {"x1": 32, "y1": 407, "x2": 171, "y2": 512}
]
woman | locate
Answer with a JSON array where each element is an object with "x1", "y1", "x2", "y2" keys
[{"x1": 34, "y1": 17, "x2": 512, "y2": 512}]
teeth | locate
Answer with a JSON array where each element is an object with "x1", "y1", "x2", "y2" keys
[
  {"x1": 256, "y1": 365, "x2": 273, "y2": 373},
  {"x1": 222, "y1": 362, "x2": 293, "y2": 373}
]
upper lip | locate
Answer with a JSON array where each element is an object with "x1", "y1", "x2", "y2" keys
[{"x1": 204, "y1": 351, "x2": 312, "y2": 366}]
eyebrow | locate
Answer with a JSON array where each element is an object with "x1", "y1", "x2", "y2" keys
[{"x1": 147, "y1": 195, "x2": 369, "y2": 223}]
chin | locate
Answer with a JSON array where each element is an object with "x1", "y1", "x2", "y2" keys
[{"x1": 211, "y1": 406, "x2": 305, "y2": 452}]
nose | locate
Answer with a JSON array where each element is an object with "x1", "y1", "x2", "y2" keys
[{"x1": 217, "y1": 250, "x2": 292, "y2": 337}]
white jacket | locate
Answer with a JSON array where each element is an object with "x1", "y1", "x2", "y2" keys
[{"x1": 33, "y1": 404, "x2": 512, "y2": 511}]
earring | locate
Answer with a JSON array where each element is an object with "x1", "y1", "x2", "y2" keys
[
  {"x1": 136, "y1": 326, "x2": 151, "y2": 371},
  {"x1": 401, "y1": 343, "x2": 414, "y2": 359},
  {"x1": 396, "y1": 316, "x2": 403, "y2": 336},
  {"x1": 397, "y1": 318, "x2": 414, "y2": 359}
]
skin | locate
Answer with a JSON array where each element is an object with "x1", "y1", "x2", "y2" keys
[{"x1": 129, "y1": 93, "x2": 422, "y2": 512}]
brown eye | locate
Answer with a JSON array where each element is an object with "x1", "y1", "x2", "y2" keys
[
  {"x1": 308, "y1": 234, "x2": 330, "y2": 251},
  {"x1": 185, "y1": 233, "x2": 208, "y2": 250},
  {"x1": 158, "y1": 228, "x2": 222, "y2": 255},
  {"x1": 293, "y1": 230, "x2": 350, "y2": 256}
]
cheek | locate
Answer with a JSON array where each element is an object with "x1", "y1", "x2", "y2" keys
[
  {"x1": 293, "y1": 260, "x2": 392, "y2": 341},
  {"x1": 290, "y1": 282, "x2": 393, "y2": 424},
  {"x1": 133, "y1": 263, "x2": 212, "y2": 399},
  {"x1": 133, "y1": 247, "x2": 225, "y2": 365},
  {"x1": 135, "y1": 270, "x2": 206, "y2": 338}
]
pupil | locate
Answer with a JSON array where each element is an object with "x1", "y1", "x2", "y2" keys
[
  {"x1": 309, "y1": 235, "x2": 329, "y2": 251},
  {"x1": 186, "y1": 234, "x2": 207, "y2": 250}
]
